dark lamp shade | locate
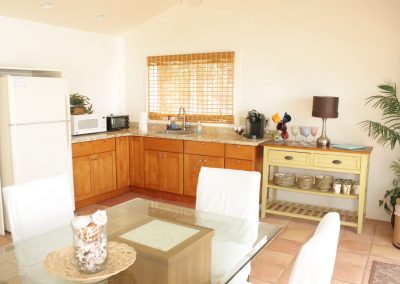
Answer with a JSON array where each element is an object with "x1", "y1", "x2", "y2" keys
[{"x1": 312, "y1": 96, "x2": 339, "y2": 118}]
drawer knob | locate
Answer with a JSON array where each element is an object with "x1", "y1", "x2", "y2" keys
[
  {"x1": 236, "y1": 145, "x2": 240, "y2": 149},
  {"x1": 332, "y1": 160, "x2": 342, "y2": 164},
  {"x1": 284, "y1": 156, "x2": 293, "y2": 160}
]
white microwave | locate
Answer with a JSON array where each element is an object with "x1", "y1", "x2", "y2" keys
[{"x1": 71, "y1": 115, "x2": 107, "y2": 135}]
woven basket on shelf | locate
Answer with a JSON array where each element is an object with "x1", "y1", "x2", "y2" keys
[
  {"x1": 296, "y1": 175, "x2": 314, "y2": 189},
  {"x1": 315, "y1": 175, "x2": 334, "y2": 191},
  {"x1": 273, "y1": 173, "x2": 296, "y2": 186}
]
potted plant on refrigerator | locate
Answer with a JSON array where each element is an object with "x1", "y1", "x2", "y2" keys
[
  {"x1": 359, "y1": 82, "x2": 400, "y2": 225},
  {"x1": 70, "y1": 93, "x2": 94, "y2": 115}
]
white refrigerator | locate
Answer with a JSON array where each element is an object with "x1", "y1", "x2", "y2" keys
[{"x1": 0, "y1": 76, "x2": 74, "y2": 231}]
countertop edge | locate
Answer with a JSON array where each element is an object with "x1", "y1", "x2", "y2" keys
[{"x1": 71, "y1": 131, "x2": 271, "y2": 146}]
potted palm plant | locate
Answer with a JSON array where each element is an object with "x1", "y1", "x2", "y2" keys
[
  {"x1": 70, "y1": 93, "x2": 94, "y2": 115},
  {"x1": 359, "y1": 82, "x2": 400, "y2": 224}
]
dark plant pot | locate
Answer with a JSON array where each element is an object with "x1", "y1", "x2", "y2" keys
[{"x1": 392, "y1": 212, "x2": 395, "y2": 228}]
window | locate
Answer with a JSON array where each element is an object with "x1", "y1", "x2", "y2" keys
[{"x1": 147, "y1": 51, "x2": 234, "y2": 124}]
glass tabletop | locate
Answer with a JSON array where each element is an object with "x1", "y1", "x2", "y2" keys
[{"x1": 0, "y1": 198, "x2": 281, "y2": 283}]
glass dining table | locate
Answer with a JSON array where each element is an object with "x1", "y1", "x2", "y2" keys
[{"x1": 0, "y1": 198, "x2": 281, "y2": 283}]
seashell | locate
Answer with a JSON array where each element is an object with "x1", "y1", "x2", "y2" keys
[
  {"x1": 92, "y1": 210, "x2": 107, "y2": 226},
  {"x1": 71, "y1": 216, "x2": 91, "y2": 230},
  {"x1": 82, "y1": 223, "x2": 101, "y2": 243}
]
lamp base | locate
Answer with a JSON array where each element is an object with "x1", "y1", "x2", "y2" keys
[
  {"x1": 316, "y1": 136, "x2": 330, "y2": 148},
  {"x1": 317, "y1": 118, "x2": 330, "y2": 148}
]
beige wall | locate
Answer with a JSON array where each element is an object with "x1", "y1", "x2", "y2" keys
[
  {"x1": 0, "y1": 16, "x2": 125, "y2": 115},
  {"x1": 125, "y1": 0, "x2": 400, "y2": 220}
]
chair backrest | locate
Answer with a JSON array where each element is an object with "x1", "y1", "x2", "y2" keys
[
  {"x1": 196, "y1": 167, "x2": 261, "y2": 221},
  {"x1": 289, "y1": 212, "x2": 341, "y2": 284},
  {"x1": 2, "y1": 174, "x2": 74, "y2": 242}
]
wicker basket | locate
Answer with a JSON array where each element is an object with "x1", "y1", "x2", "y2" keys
[
  {"x1": 296, "y1": 175, "x2": 314, "y2": 189},
  {"x1": 315, "y1": 175, "x2": 334, "y2": 191},
  {"x1": 273, "y1": 173, "x2": 296, "y2": 186}
]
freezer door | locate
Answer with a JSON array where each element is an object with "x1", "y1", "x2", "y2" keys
[
  {"x1": 8, "y1": 76, "x2": 69, "y2": 125},
  {"x1": 10, "y1": 122, "x2": 73, "y2": 190}
]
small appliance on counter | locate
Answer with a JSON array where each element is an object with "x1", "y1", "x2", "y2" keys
[
  {"x1": 71, "y1": 114, "x2": 107, "y2": 135},
  {"x1": 245, "y1": 110, "x2": 266, "y2": 139},
  {"x1": 107, "y1": 114, "x2": 129, "y2": 131}
]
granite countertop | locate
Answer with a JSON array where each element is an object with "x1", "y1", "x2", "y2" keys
[{"x1": 71, "y1": 128, "x2": 272, "y2": 146}]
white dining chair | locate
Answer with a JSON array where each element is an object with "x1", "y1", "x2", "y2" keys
[
  {"x1": 2, "y1": 174, "x2": 74, "y2": 242},
  {"x1": 288, "y1": 212, "x2": 341, "y2": 284},
  {"x1": 2, "y1": 174, "x2": 74, "y2": 283},
  {"x1": 196, "y1": 167, "x2": 261, "y2": 284}
]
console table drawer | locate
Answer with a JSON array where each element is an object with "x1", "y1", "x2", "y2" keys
[
  {"x1": 267, "y1": 150, "x2": 311, "y2": 166},
  {"x1": 314, "y1": 154, "x2": 361, "y2": 171}
]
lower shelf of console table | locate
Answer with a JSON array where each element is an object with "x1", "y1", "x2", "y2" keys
[{"x1": 265, "y1": 200, "x2": 359, "y2": 228}]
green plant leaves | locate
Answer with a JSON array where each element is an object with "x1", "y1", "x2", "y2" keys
[
  {"x1": 361, "y1": 82, "x2": 400, "y2": 215},
  {"x1": 70, "y1": 93, "x2": 94, "y2": 114}
]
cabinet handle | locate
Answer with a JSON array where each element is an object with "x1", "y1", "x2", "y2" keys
[
  {"x1": 332, "y1": 160, "x2": 342, "y2": 164},
  {"x1": 236, "y1": 160, "x2": 240, "y2": 164},
  {"x1": 236, "y1": 145, "x2": 240, "y2": 149},
  {"x1": 198, "y1": 159, "x2": 202, "y2": 163},
  {"x1": 159, "y1": 153, "x2": 162, "y2": 158},
  {"x1": 284, "y1": 156, "x2": 293, "y2": 160},
  {"x1": 203, "y1": 159, "x2": 207, "y2": 163}
]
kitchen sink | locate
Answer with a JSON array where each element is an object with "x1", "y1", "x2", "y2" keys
[{"x1": 155, "y1": 129, "x2": 195, "y2": 135}]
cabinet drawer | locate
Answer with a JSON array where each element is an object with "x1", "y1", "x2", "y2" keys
[
  {"x1": 267, "y1": 150, "x2": 311, "y2": 166},
  {"x1": 184, "y1": 141, "x2": 224, "y2": 157},
  {"x1": 225, "y1": 158, "x2": 254, "y2": 171},
  {"x1": 314, "y1": 154, "x2": 361, "y2": 171},
  {"x1": 72, "y1": 139, "x2": 115, "y2": 157},
  {"x1": 144, "y1": 137, "x2": 183, "y2": 153},
  {"x1": 225, "y1": 144, "x2": 255, "y2": 160}
]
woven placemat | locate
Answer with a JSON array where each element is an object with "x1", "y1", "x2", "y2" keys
[
  {"x1": 44, "y1": 241, "x2": 136, "y2": 283},
  {"x1": 369, "y1": 260, "x2": 400, "y2": 284}
]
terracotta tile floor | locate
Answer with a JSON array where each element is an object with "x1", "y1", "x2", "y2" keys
[{"x1": 1, "y1": 192, "x2": 399, "y2": 284}]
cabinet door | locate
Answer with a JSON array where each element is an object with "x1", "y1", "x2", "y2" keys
[
  {"x1": 129, "y1": 137, "x2": 144, "y2": 187},
  {"x1": 72, "y1": 156, "x2": 93, "y2": 201},
  {"x1": 116, "y1": 137, "x2": 130, "y2": 189},
  {"x1": 144, "y1": 150, "x2": 161, "y2": 190},
  {"x1": 91, "y1": 151, "x2": 116, "y2": 195},
  {"x1": 184, "y1": 154, "x2": 224, "y2": 197},
  {"x1": 225, "y1": 158, "x2": 254, "y2": 171},
  {"x1": 159, "y1": 152, "x2": 183, "y2": 194}
]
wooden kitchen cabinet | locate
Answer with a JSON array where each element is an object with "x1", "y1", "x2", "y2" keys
[
  {"x1": 92, "y1": 151, "x2": 117, "y2": 195},
  {"x1": 183, "y1": 141, "x2": 225, "y2": 196},
  {"x1": 73, "y1": 155, "x2": 93, "y2": 201},
  {"x1": 72, "y1": 138, "x2": 118, "y2": 209},
  {"x1": 116, "y1": 137, "x2": 130, "y2": 189},
  {"x1": 184, "y1": 154, "x2": 224, "y2": 196},
  {"x1": 144, "y1": 138, "x2": 184, "y2": 194},
  {"x1": 224, "y1": 144, "x2": 263, "y2": 172},
  {"x1": 129, "y1": 137, "x2": 144, "y2": 187}
]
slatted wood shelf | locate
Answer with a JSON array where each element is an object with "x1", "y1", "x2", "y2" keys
[
  {"x1": 268, "y1": 180, "x2": 359, "y2": 199},
  {"x1": 265, "y1": 200, "x2": 358, "y2": 227}
]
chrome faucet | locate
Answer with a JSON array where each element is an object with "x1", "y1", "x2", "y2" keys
[{"x1": 177, "y1": 107, "x2": 186, "y2": 130}]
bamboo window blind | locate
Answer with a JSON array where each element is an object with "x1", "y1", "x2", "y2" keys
[{"x1": 147, "y1": 51, "x2": 234, "y2": 124}]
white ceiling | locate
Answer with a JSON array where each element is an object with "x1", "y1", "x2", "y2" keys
[{"x1": 0, "y1": 0, "x2": 185, "y2": 35}]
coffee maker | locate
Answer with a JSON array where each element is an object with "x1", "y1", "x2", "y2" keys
[{"x1": 245, "y1": 110, "x2": 265, "y2": 139}]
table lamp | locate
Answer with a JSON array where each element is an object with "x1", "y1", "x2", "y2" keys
[{"x1": 312, "y1": 96, "x2": 339, "y2": 147}]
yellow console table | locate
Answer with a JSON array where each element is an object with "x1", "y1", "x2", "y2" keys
[{"x1": 261, "y1": 142, "x2": 372, "y2": 234}]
